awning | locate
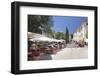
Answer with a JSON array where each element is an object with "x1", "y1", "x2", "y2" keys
[{"x1": 30, "y1": 36, "x2": 65, "y2": 42}]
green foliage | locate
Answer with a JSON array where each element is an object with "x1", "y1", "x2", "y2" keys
[
  {"x1": 65, "y1": 26, "x2": 69, "y2": 43},
  {"x1": 28, "y1": 15, "x2": 70, "y2": 41},
  {"x1": 55, "y1": 32, "x2": 65, "y2": 39},
  {"x1": 71, "y1": 34, "x2": 73, "y2": 39},
  {"x1": 28, "y1": 15, "x2": 53, "y2": 35}
]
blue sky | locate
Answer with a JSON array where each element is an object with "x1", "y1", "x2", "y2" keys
[{"x1": 52, "y1": 16, "x2": 87, "y2": 34}]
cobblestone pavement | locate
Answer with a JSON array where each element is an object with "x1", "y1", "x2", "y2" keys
[
  {"x1": 38, "y1": 41, "x2": 88, "y2": 60},
  {"x1": 51, "y1": 47, "x2": 88, "y2": 60}
]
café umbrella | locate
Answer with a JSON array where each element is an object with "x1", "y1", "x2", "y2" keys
[
  {"x1": 30, "y1": 37, "x2": 55, "y2": 42},
  {"x1": 30, "y1": 36, "x2": 65, "y2": 42}
]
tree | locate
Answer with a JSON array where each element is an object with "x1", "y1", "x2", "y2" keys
[
  {"x1": 28, "y1": 15, "x2": 42, "y2": 33},
  {"x1": 65, "y1": 26, "x2": 69, "y2": 43},
  {"x1": 55, "y1": 32, "x2": 65, "y2": 39},
  {"x1": 71, "y1": 34, "x2": 73, "y2": 40},
  {"x1": 47, "y1": 29, "x2": 55, "y2": 38},
  {"x1": 28, "y1": 15, "x2": 53, "y2": 35}
]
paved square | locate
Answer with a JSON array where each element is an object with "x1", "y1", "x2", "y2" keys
[{"x1": 51, "y1": 47, "x2": 88, "y2": 60}]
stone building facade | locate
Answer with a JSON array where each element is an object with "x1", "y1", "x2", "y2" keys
[{"x1": 72, "y1": 20, "x2": 88, "y2": 43}]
